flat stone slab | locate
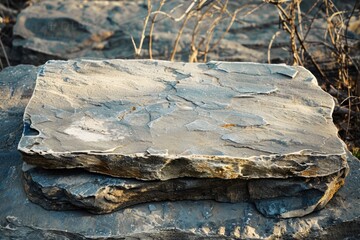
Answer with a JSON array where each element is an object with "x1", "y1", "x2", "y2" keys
[
  {"x1": 23, "y1": 163, "x2": 345, "y2": 218},
  {"x1": 18, "y1": 59, "x2": 348, "y2": 181},
  {"x1": 1, "y1": 64, "x2": 359, "y2": 239}
]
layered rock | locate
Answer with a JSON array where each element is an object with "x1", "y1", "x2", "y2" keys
[
  {"x1": 1, "y1": 63, "x2": 359, "y2": 239},
  {"x1": 0, "y1": 152, "x2": 358, "y2": 239},
  {"x1": 23, "y1": 163, "x2": 346, "y2": 218},
  {"x1": 14, "y1": 59, "x2": 350, "y2": 219},
  {"x1": 18, "y1": 59, "x2": 348, "y2": 182}
]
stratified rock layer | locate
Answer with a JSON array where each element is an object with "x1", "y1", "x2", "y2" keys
[
  {"x1": 18, "y1": 59, "x2": 348, "y2": 181},
  {"x1": 22, "y1": 163, "x2": 346, "y2": 218},
  {"x1": 0, "y1": 153, "x2": 358, "y2": 239}
]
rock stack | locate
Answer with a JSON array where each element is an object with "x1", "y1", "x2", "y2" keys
[{"x1": 1, "y1": 59, "x2": 359, "y2": 239}]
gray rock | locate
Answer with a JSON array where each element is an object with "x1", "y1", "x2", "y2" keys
[
  {"x1": 22, "y1": 163, "x2": 345, "y2": 218},
  {"x1": 18, "y1": 59, "x2": 348, "y2": 182},
  {"x1": 0, "y1": 152, "x2": 359, "y2": 239},
  {"x1": 0, "y1": 65, "x2": 37, "y2": 151},
  {"x1": 22, "y1": 164, "x2": 248, "y2": 215},
  {"x1": 13, "y1": 1, "x2": 147, "y2": 64},
  {"x1": 1, "y1": 63, "x2": 359, "y2": 239},
  {"x1": 12, "y1": 0, "x2": 269, "y2": 64}
]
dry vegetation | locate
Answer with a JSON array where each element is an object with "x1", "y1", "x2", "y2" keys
[{"x1": 0, "y1": 0, "x2": 360, "y2": 156}]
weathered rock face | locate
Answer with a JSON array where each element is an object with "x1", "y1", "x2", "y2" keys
[
  {"x1": 0, "y1": 152, "x2": 359, "y2": 239},
  {"x1": 23, "y1": 163, "x2": 345, "y2": 218},
  {"x1": 23, "y1": 164, "x2": 249, "y2": 215},
  {"x1": 18, "y1": 59, "x2": 348, "y2": 182},
  {"x1": 1, "y1": 63, "x2": 359, "y2": 239}
]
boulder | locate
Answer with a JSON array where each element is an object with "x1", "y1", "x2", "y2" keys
[{"x1": 15, "y1": 59, "x2": 350, "y2": 218}]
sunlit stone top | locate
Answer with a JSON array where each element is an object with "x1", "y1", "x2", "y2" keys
[{"x1": 18, "y1": 59, "x2": 348, "y2": 180}]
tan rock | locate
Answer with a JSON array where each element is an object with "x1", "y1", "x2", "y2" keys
[{"x1": 18, "y1": 59, "x2": 348, "y2": 182}]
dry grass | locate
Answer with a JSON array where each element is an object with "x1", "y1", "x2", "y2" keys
[{"x1": 131, "y1": 0, "x2": 264, "y2": 62}]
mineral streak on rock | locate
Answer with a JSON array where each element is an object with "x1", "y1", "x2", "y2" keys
[
  {"x1": 22, "y1": 163, "x2": 347, "y2": 218},
  {"x1": 18, "y1": 59, "x2": 348, "y2": 181}
]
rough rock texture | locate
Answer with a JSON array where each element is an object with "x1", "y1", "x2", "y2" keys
[
  {"x1": 0, "y1": 65, "x2": 38, "y2": 151},
  {"x1": 0, "y1": 153, "x2": 359, "y2": 239},
  {"x1": 1, "y1": 64, "x2": 359, "y2": 239},
  {"x1": 23, "y1": 163, "x2": 345, "y2": 218},
  {"x1": 22, "y1": 164, "x2": 249, "y2": 215},
  {"x1": 18, "y1": 59, "x2": 348, "y2": 182}
]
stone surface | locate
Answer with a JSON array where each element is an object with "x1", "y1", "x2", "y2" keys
[
  {"x1": 23, "y1": 163, "x2": 345, "y2": 218},
  {"x1": 22, "y1": 164, "x2": 248, "y2": 215},
  {"x1": 1, "y1": 64, "x2": 359, "y2": 239},
  {"x1": 0, "y1": 65, "x2": 38, "y2": 151},
  {"x1": 18, "y1": 59, "x2": 348, "y2": 182},
  {"x1": 1, "y1": 153, "x2": 359, "y2": 239}
]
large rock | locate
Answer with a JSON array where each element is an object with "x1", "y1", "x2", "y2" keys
[
  {"x1": 1, "y1": 152, "x2": 359, "y2": 239},
  {"x1": 12, "y1": 0, "x2": 274, "y2": 64},
  {"x1": 16, "y1": 59, "x2": 350, "y2": 218},
  {"x1": 18, "y1": 59, "x2": 348, "y2": 182},
  {"x1": 1, "y1": 63, "x2": 359, "y2": 239}
]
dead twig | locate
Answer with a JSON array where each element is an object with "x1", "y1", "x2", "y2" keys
[
  {"x1": 149, "y1": 0, "x2": 166, "y2": 59},
  {"x1": 131, "y1": 0, "x2": 152, "y2": 56},
  {"x1": 268, "y1": 30, "x2": 282, "y2": 63},
  {"x1": 170, "y1": 11, "x2": 193, "y2": 61}
]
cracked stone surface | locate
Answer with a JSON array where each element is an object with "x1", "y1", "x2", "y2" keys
[
  {"x1": 22, "y1": 163, "x2": 346, "y2": 218},
  {"x1": 1, "y1": 63, "x2": 359, "y2": 239},
  {"x1": 18, "y1": 59, "x2": 348, "y2": 182}
]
